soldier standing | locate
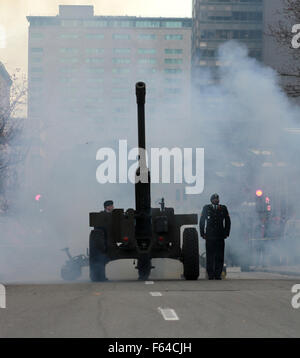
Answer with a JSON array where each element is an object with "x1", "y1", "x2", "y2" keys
[
  {"x1": 200, "y1": 194, "x2": 231, "y2": 280},
  {"x1": 92, "y1": 200, "x2": 114, "y2": 281}
]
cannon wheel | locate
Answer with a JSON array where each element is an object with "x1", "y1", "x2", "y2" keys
[
  {"x1": 137, "y1": 254, "x2": 152, "y2": 281},
  {"x1": 89, "y1": 229, "x2": 107, "y2": 282},
  {"x1": 61, "y1": 263, "x2": 81, "y2": 281},
  {"x1": 182, "y1": 228, "x2": 199, "y2": 280}
]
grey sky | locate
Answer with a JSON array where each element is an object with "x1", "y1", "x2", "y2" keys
[{"x1": 0, "y1": 0, "x2": 192, "y2": 74}]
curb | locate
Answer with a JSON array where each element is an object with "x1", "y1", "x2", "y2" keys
[{"x1": 253, "y1": 268, "x2": 300, "y2": 277}]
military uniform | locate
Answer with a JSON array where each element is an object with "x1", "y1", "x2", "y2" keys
[{"x1": 200, "y1": 203, "x2": 231, "y2": 279}]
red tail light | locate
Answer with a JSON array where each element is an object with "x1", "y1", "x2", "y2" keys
[
  {"x1": 158, "y1": 236, "x2": 164, "y2": 242},
  {"x1": 123, "y1": 237, "x2": 129, "y2": 242}
]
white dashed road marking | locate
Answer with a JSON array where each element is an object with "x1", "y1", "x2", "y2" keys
[
  {"x1": 145, "y1": 281, "x2": 154, "y2": 284},
  {"x1": 158, "y1": 307, "x2": 179, "y2": 321},
  {"x1": 150, "y1": 292, "x2": 162, "y2": 297}
]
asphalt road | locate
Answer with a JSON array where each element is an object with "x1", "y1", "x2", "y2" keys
[{"x1": 0, "y1": 269, "x2": 300, "y2": 338}]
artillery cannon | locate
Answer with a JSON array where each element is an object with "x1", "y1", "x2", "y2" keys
[
  {"x1": 60, "y1": 247, "x2": 89, "y2": 281},
  {"x1": 89, "y1": 82, "x2": 199, "y2": 281}
]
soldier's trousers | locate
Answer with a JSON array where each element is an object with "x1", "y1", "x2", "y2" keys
[{"x1": 205, "y1": 238, "x2": 225, "y2": 279}]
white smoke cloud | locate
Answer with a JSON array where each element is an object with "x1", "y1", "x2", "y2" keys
[{"x1": 1, "y1": 39, "x2": 300, "y2": 282}]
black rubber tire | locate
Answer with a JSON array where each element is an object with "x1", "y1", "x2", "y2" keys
[
  {"x1": 89, "y1": 229, "x2": 108, "y2": 282},
  {"x1": 61, "y1": 263, "x2": 81, "y2": 281},
  {"x1": 137, "y1": 254, "x2": 152, "y2": 281},
  {"x1": 182, "y1": 228, "x2": 199, "y2": 280}
]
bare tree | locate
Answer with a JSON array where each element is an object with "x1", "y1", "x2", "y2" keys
[
  {"x1": 0, "y1": 70, "x2": 27, "y2": 212},
  {"x1": 268, "y1": 0, "x2": 300, "y2": 97}
]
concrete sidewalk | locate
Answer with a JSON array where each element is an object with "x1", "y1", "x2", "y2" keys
[{"x1": 252, "y1": 265, "x2": 300, "y2": 277}]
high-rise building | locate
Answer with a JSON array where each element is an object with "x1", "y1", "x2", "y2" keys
[
  {"x1": 27, "y1": 5, "x2": 192, "y2": 145},
  {"x1": 192, "y1": 0, "x2": 264, "y2": 81},
  {"x1": 263, "y1": 0, "x2": 300, "y2": 103},
  {"x1": 0, "y1": 61, "x2": 12, "y2": 115},
  {"x1": 26, "y1": 5, "x2": 193, "y2": 210}
]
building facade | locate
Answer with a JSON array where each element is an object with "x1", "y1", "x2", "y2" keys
[
  {"x1": 263, "y1": 0, "x2": 300, "y2": 104},
  {"x1": 0, "y1": 61, "x2": 12, "y2": 117},
  {"x1": 26, "y1": 5, "x2": 193, "y2": 211},
  {"x1": 192, "y1": 0, "x2": 264, "y2": 80},
  {"x1": 27, "y1": 5, "x2": 192, "y2": 141}
]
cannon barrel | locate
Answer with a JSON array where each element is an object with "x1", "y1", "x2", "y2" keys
[
  {"x1": 135, "y1": 82, "x2": 146, "y2": 151},
  {"x1": 135, "y1": 82, "x2": 152, "y2": 237}
]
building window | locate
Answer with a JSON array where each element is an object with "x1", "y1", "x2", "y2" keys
[
  {"x1": 30, "y1": 18, "x2": 59, "y2": 26},
  {"x1": 164, "y1": 68, "x2": 183, "y2": 74},
  {"x1": 164, "y1": 58, "x2": 183, "y2": 64},
  {"x1": 85, "y1": 48, "x2": 104, "y2": 54},
  {"x1": 138, "y1": 58, "x2": 157, "y2": 64},
  {"x1": 111, "y1": 21, "x2": 132, "y2": 28},
  {"x1": 165, "y1": 49, "x2": 183, "y2": 54},
  {"x1": 112, "y1": 97, "x2": 129, "y2": 102},
  {"x1": 200, "y1": 29, "x2": 262, "y2": 40},
  {"x1": 198, "y1": 49, "x2": 216, "y2": 58},
  {"x1": 163, "y1": 21, "x2": 183, "y2": 28},
  {"x1": 112, "y1": 87, "x2": 128, "y2": 93},
  {"x1": 113, "y1": 34, "x2": 131, "y2": 40},
  {"x1": 165, "y1": 34, "x2": 183, "y2": 40},
  {"x1": 112, "y1": 58, "x2": 131, "y2": 64},
  {"x1": 85, "y1": 34, "x2": 104, "y2": 39},
  {"x1": 114, "y1": 48, "x2": 131, "y2": 54},
  {"x1": 86, "y1": 68, "x2": 105, "y2": 75},
  {"x1": 83, "y1": 20, "x2": 108, "y2": 27},
  {"x1": 138, "y1": 48, "x2": 156, "y2": 54},
  {"x1": 61, "y1": 20, "x2": 81, "y2": 27},
  {"x1": 139, "y1": 34, "x2": 156, "y2": 40},
  {"x1": 138, "y1": 68, "x2": 157, "y2": 74},
  {"x1": 85, "y1": 58, "x2": 104, "y2": 64},
  {"x1": 112, "y1": 68, "x2": 130, "y2": 74},
  {"x1": 60, "y1": 34, "x2": 79, "y2": 39},
  {"x1": 136, "y1": 21, "x2": 160, "y2": 28},
  {"x1": 86, "y1": 78, "x2": 103, "y2": 83},
  {"x1": 231, "y1": 30, "x2": 262, "y2": 40}
]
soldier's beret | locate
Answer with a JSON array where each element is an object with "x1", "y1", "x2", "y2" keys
[
  {"x1": 104, "y1": 200, "x2": 114, "y2": 207},
  {"x1": 210, "y1": 193, "x2": 219, "y2": 202}
]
